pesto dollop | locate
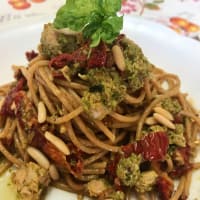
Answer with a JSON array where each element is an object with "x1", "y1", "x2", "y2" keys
[
  {"x1": 168, "y1": 124, "x2": 186, "y2": 147},
  {"x1": 116, "y1": 153, "x2": 142, "y2": 187},
  {"x1": 161, "y1": 97, "x2": 182, "y2": 114},
  {"x1": 82, "y1": 67, "x2": 126, "y2": 120},
  {"x1": 120, "y1": 38, "x2": 152, "y2": 92}
]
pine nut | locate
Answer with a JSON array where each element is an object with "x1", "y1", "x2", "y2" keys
[
  {"x1": 154, "y1": 106, "x2": 174, "y2": 121},
  {"x1": 153, "y1": 113, "x2": 175, "y2": 130},
  {"x1": 49, "y1": 164, "x2": 59, "y2": 181},
  {"x1": 27, "y1": 146, "x2": 50, "y2": 169},
  {"x1": 194, "y1": 140, "x2": 200, "y2": 145},
  {"x1": 112, "y1": 45, "x2": 126, "y2": 71},
  {"x1": 44, "y1": 131, "x2": 70, "y2": 155},
  {"x1": 59, "y1": 125, "x2": 67, "y2": 134},
  {"x1": 38, "y1": 101, "x2": 47, "y2": 123},
  {"x1": 145, "y1": 117, "x2": 157, "y2": 125}
]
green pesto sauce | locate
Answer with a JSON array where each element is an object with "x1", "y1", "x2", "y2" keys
[
  {"x1": 116, "y1": 153, "x2": 141, "y2": 187},
  {"x1": 81, "y1": 67, "x2": 126, "y2": 119},
  {"x1": 120, "y1": 38, "x2": 152, "y2": 92},
  {"x1": 161, "y1": 97, "x2": 182, "y2": 114},
  {"x1": 149, "y1": 125, "x2": 167, "y2": 133},
  {"x1": 168, "y1": 124, "x2": 186, "y2": 147},
  {"x1": 110, "y1": 191, "x2": 125, "y2": 200}
]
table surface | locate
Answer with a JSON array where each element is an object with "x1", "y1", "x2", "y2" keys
[{"x1": 0, "y1": 0, "x2": 200, "y2": 42}]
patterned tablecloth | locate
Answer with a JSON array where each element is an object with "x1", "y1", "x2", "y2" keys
[{"x1": 1, "y1": 0, "x2": 200, "y2": 41}]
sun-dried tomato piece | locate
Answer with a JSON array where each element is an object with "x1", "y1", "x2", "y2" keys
[
  {"x1": 1, "y1": 137, "x2": 13, "y2": 147},
  {"x1": 44, "y1": 140, "x2": 84, "y2": 176},
  {"x1": 174, "y1": 114, "x2": 184, "y2": 123},
  {"x1": 115, "y1": 34, "x2": 125, "y2": 45},
  {"x1": 14, "y1": 91, "x2": 37, "y2": 131},
  {"x1": 52, "y1": 71, "x2": 65, "y2": 79},
  {"x1": 107, "y1": 154, "x2": 121, "y2": 179},
  {"x1": 49, "y1": 53, "x2": 73, "y2": 69},
  {"x1": 156, "y1": 174, "x2": 174, "y2": 200},
  {"x1": 25, "y1": 50, "x2": 38, "y2": 61},
  {"x1": 138, "y1": 132, "x2": 169, "y2": 161},
  {"x1": 72, "y1": 44, "x2": 89, "y2": 65},
  {"x1": 31, "y1": 130, "x2": 83, "y2": 176},
  {"x1": 49, "y1": 43, "x2": 89, "y2": 69},
  {"x1": 106, "y1": 154, "x2": 124, "y2": 190},
  {"x1": 121, "y1": 143, "x2": 141, "y2": 158},
  {"x1": 170, "y1": 164, "x2": 192, "y2": 178},
  {"x1": 0, "y1": 78, "x2": 26, "y2": 117},
  {"x1": 87, "y1": 42, "x2": 107, "y2": 68},
  {"x1": 178, "y1": 146, "x2": 190, "y2": 164},
  {"x1": 44, "y1": 141, "x2": 70, "y2": 167},
  {"x1": 49, "y1": 41, "x2": 108, "y2": 69},
  {"x1": 121, "y1": 143, "x2": 135, "y2": 158},
  {"x1": 114, "y1": 177, "x2": 123, "y2": 191},
  {"x1": 169, "y1": 146, "x2": 192, "y2": 178},
  {"x1": 31, "y1": 128, "x2": 46, "y2": 147},
  {"x1": 31, "y1": 130, "x2": 72, "y2": 171},
  {"x1": 122, "y1": 132, "x2": 169, "y2": 161},
  {"x1": 66, "y1": 145, "x2": 83, "y2": 174}
]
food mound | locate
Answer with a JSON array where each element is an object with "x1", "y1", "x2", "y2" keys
[{"x1": 0, "y1": 1, "x2": 200, "y2": 200}]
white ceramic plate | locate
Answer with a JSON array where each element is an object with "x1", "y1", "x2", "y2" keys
[{"x1": 0, "y1": 15, "x2": 200, "y2": 199}]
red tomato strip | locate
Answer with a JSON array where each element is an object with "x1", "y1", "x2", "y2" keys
[{"x1": 122, "y1": 132, "x2": 169, "y2": 161}]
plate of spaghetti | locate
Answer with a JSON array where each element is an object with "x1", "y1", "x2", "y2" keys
[{"x1": 0, "y1": 1, "x2": 200, "y2": 200}]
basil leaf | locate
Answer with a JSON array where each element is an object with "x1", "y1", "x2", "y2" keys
[
  {"x1": 54, "y1": 0, "x2": 100, "y2": 30},
  {"x1": 53, "y1": 0, "x2": 123, "y2": 47}
]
